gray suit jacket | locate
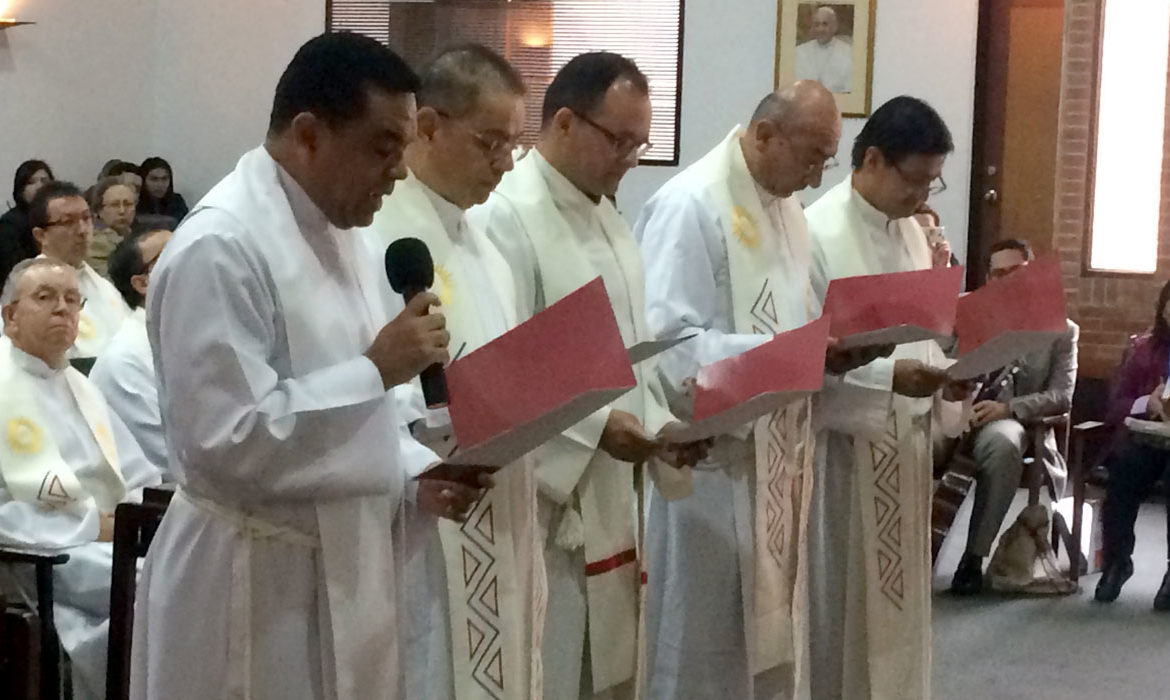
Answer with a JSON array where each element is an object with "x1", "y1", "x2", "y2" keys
[{"x1": 992, "y1": 319, "x2": 1079, "y2": 496}]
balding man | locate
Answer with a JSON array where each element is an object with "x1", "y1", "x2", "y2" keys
[
  {"x1": 794, "y1": 6, "x2": 853, "y2": 93},
  {"x1": 636, "y1": 82, "x2": 883, "y2": 699},
  {"x1": 0, "y1": 257, "x2": 161, "y2": 700},
  {"x1": 361, "y1": 44, "x2": 541, "y2": 700}
]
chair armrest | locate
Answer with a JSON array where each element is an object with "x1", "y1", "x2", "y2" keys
[
  {"x1": 1038, "y1": 414, "x2": 1070, "y2": 428},
  {"x1": 0, "y1": 547, "x2": 70, "y2": 567},
  {"x1": 1073, "y1": 420, "x2": 1108, "y2": 434}
]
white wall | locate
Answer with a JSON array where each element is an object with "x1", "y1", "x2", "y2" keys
[
  {"x1": 0, "y1": 0, "x2": 977, "y2": 256},
  {"x1": 619, "y1": 0, "x2": 980, "y2": 259},
  {"x1": 0, "y1": 0, "x2": 156, "y2": 204},
  {"x1": 150, "y1": 0, "x2": 324, "y2": 200}
]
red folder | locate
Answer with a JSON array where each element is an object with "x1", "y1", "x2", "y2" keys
[
  {"x1": 667, "y1": 316, "x2": 829, "y2": 442},
  {"x1": 949, "y1": 257, "x2": 1068, "y2": 379},
  {"x1": 442, "y1": 277, "x2": 636, "y2": 467},
  {"x1": 821, "y1": 266, "x2": 964, "y2": 348}
]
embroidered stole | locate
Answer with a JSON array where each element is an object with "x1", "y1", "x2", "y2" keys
[
  {"x1": 700, "y1": 129, "x2": 815, "y2": 683},
  {"x1": 491, "y1": 151, "x2": 658, "y2": 692},
  {"x1": 368, "y1": 173, "x2": 545, "y2": 700},
  {"x1": 0, "y1": 336, "x2": 126, "y2": 517},
  {"x1": 815, "y1": 181, "x2": 936, "y2": 699}
]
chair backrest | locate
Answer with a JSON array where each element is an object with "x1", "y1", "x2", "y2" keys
[{"x1": 105, "y1": 494, "x2": 170, "y2": 700}]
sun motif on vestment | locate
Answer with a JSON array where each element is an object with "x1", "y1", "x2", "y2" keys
[
  {"x1": 731, "y1": 206, "x2": 760, "y2": 249},
  {"x1": 434, "y1": 263, "x2": 455, "y2": 307},
  {"x1": 7, "y1": 417, "x2": 43, "y2": 455}
]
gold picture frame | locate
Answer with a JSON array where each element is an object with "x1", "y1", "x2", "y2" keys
[{"x1": 773, "y1": 0, "x2": 877, "y2": 117}]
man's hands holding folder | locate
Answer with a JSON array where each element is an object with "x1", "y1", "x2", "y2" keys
[
  {"x1": 825, "y1": 339, "x2": 895, "y2": 375},
  {"x1": 893, "y1": 359, "x2": 975, "y2": 400},
  {"x1": 417, "y1": 466, "x2": 496, "y2": 522},
  {"x1": 599, "y1": 410, "x2": 711, "y2": 468}
]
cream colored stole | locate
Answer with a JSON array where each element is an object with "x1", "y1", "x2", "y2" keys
[
  {"x1": 193, "y1": 147, "x2": 400, "y2": 700},
  {"x1": 697, "y1": 129, "x2": 814, "y2": 685},
  {"x1": 492, "y1": 151, "x2": 670, "y2": 692},
  {"x1": 0, "y1": 336, "x2": 126, "y2": 518},
  {"x1": 368, "y1": 173, "x2": 545, "y2": 700},
  {"x1": 817, "y1": 184, "x2": 936, "y2": 699}
]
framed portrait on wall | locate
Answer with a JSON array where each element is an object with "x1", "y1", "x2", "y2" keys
[{"x1": 774, "y1": 0, "x2": 876, "y2": 117}]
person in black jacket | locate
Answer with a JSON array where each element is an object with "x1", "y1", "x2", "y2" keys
[
  {"x1": 0, "y1": 159, "x2": 54, "y2": 288},
  {"x1": 136, "y1": 156, "x2": 187, "y2": 231}
]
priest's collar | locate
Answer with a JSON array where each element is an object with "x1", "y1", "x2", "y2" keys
[
  {"x1": 849, "y1": 176, "x2": 897, "y2": 232},
  {"x1": 413, "y1": 173, "x2": 466, "y2": 242},
  {"x1": 8, "y1": 338, "x2": 66, "y2": 377},
  {"x1": 531, "y1": 147, "x2": 601, "y2": 211},
  {"x1": 273, "y1": 158, "x2": 330, "y2": 239}
]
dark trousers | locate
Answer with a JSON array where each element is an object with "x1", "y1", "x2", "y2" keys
[{"x1": 1102, "y1": 436, "x2": 1170, "y2": 564}]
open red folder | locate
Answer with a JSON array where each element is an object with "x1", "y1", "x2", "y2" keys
[
  {"x1": 436, "y1": 277, "x2": 678, "y2": 468},
  {"x1": 666, "y1": 316, "x2": 829, "y2": 442},
  {"x1": 948, "y1": 257, "x2": 1068, "y2": 380},
  {"x1": 821, "y1": 265, "x2": 964, "y2": 348}
]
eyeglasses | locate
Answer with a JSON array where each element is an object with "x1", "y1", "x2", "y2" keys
[
  {"x1": 43, "y1": 214, "x2": 94, "y2": 231},
  {"x1": 892, "y1": 161, "x2": 947, "y2": 195},
  {"x1": 20, "y1": 288, "x2": 84, "y2": 310},
  {"x1": 433, "y1": 109, "x2": 522, "y2": 159},
  {"x1": 572, "y1": 112, "x2": 653, "y2": 161},
  {"x1": 813, "y1": 154, "x2": 840, "y2": 173}
]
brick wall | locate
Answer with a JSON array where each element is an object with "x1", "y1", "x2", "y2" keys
[{"x1": 1052, "y1": 0, "x2": 1170, "y2": 378}]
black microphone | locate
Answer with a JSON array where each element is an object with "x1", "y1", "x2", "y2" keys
[{"x1": 385, "y1": 238, "x2": 449, "y2": 408}]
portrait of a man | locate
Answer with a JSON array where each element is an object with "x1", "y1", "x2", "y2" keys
[{"x1": 794, "y1": 4, "x2": 854, "y2": 93}]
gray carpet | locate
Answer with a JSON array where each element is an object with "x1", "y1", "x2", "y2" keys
[{"x1": 932, "y1": 490, "x2": 1170, "y2": 700}]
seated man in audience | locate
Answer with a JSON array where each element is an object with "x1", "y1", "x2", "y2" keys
[
  {"x1": 0, "y1": 256, "x2": 162, "y2": 700},
  {"x1": 28, "y1": 181, "x2": 129, "y2": 360},
  {"x1": 948, "y1": 238, "x2": 1079, "y2": 595},
  {"x1": 91, "y1": 230, "x2": 172, "y2": 475}
]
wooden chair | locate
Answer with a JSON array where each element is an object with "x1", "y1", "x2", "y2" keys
[
  {"x1": 106, "y1": 486, "x2": 172, "y2": 700},
  {"x1": 0, "y1": 546, "x2": 71, "y2": 699}
]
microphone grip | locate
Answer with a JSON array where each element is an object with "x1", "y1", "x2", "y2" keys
[{"x1": 421, "y1": 363, "x2": 449, "y2": 409}]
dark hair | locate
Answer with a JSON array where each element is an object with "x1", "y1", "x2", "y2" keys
[
  {"x1": 92, "y1": 177, "x2": 134, "y2": 211},
  {"x1": 105, "y1": 160, "x2": 140, "y2": 179},
  {"x1": 108, "y1": 230, "x2": 162, "y2": 308},
  {"x1": 269, "y1": 32, "x2": 420, "y2": 134},
  {"x1": 417, "y1": 44, "x2": 525, "y2": 119},
  {"x1": 138, "y1": 156, "x2": 176, "y2": 212},
  {"x1": 541, "y1": 52, "x2": 648, "y2": 127},
  {"x1": 1153, "y1": 280, "x2": 1170, "y2": 343},
  {"x1": 851, "y1": 96, "x2": 954, "y2": 169},
  {"x1": 28, "y1": 181, "x2": 84, "y2": 230},
  {"x1": 12, "y1": 160, "x2": 54, "y2": 211},
  {"x1": 989, "y1": 238, "x2": 1034, "y2": 262}
]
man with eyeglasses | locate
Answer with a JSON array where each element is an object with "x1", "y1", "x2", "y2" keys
[
  {"x1": 471, "y1": 51, "x2": 707, "y2": 700},
  {"x1": 90, "y1": 229, "x2": 173, "y2": 477},
  {"x1": 360, "y1": 43, "x2": 544, "y2": 700},
  {"x1": 0, "y1": 255, "x2": 161, "y2": 700},
  {"x1": 21, "y1": 181, "x2": 129, "y2": 360},
  {"x1": 634, "y1": 81, "x2": 895, "y2": 700},
  {"x1": 804, "y1": 95, "x2": 968, "y2": 700}
]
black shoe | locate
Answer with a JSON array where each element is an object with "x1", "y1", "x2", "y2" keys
[
  {"x1": 950, "y1": 554, "x2": 984, "y2": 596},
  {"x1": 1154, "y1": 571, "x2": 1170, "y2": 611},
  {"x1": 1094, "y1": 558, "x2": 1134, "y2": 603}
]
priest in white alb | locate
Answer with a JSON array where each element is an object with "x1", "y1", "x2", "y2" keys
[
  {"x1": 22, "y1": 181, "x2": 129, "y2": 360},
  {"x1": 361, "y1": 44, "x2": 545, "y2": 700},
  {"x1": 130, "y1": 34, "x2": 486, "y2": 700},
  {"x1": 471, "y1": 51, "x2": 704, "y2": 699},
  {"x1": 90, "y1": 229, "x2": 172, "y2": 475},
  {"x1": 635, "y1": 81, "x2": 863, "y2": 700},
  {"x1": 0, "y1": 257, "x2": 162, "y2": 700},
  {"x1": 805, "y1": 96, "x2": 968, "y2": 700}
]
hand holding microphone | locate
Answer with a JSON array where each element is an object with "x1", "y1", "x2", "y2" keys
[{"x1": 365, "y1": 238, "x2": 451, "y2": 398}]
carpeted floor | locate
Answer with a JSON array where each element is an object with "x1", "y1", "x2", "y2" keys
[{"x1": 932, "y1": 490, "x2": 1170, "y2": 700}]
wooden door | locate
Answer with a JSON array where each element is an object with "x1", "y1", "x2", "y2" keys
[{"x1": 967, "y1": 0, "x2": 1065, "y2": 288}]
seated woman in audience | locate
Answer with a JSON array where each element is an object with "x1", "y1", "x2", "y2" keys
[
  {"x1": 1096, "y1": 279, "x2": 1170, "y2": 608},
  {"x1": 136, "y1": 156, "x2": 187, "y2": 230},
  {"x1": 89, "y1": 177, "x2": 138, "y2": 277},
  {"x1": 0, "y1": 159, "x2": 54, "y2": 288}
]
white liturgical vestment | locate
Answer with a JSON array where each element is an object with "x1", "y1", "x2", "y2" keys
[
  {"x1": 635, "y1": 128, "x2": 814, "y2": 700},
  {"x1": 131, "y1": 147, "x2": 434, "y2": 700},
  {"x1": 362, "y1": 171, "x2": 545, "y2": 700},
  {"x1": 0, "y1": 336, "x2": 160, "y2": 700},
  {"x1": 805, "y1": 177, "x2": 953, "y2": 700},
  {"x1": 470, "y1": 148, "x2": 686, "y2": 700}
]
